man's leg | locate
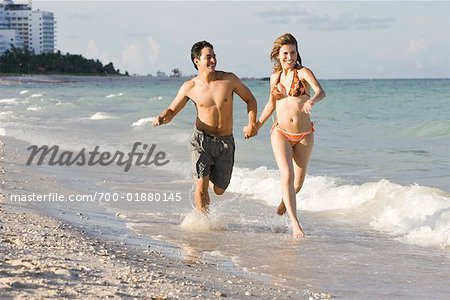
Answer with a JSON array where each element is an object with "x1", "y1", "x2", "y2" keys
[
  {"x1": 208, "y1": 136, "x2": 234, "y2": 197},
  {"x1": 209, "y1": 181, "x2": 225, "y2": 195},
  {"x1": 195, "y1": 176, "x2": 210, "y2": 213}
]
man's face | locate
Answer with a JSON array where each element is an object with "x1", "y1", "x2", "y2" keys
[{"x1": 196, "y1": 47, "x2": 216, "y2": 71}]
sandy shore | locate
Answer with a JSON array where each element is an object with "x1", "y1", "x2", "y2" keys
[
  {"x1": 0, "y1": 75, "x2": 71, "y2": 84},
  {"x1": 0, "y1": 74, "x2": 131, "y2": 85},
  {"x1": 0, "y1": 74, "x2": 176, "y2": 85},
  {"x1": 0, "y1": 139, "x2": 323, "y2": 299}
]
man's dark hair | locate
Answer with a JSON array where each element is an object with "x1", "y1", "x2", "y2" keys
[{"x1": 191, "y1": 40, "x2": 214, "y2": 70}]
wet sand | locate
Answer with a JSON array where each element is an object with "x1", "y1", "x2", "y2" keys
[{"x1": 0, "y1": 139, "x2": 326, "y2": 299}]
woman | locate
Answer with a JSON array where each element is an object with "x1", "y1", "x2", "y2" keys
[{"x1": 256, "y1": 33, "x2": 326, "y2": 238}]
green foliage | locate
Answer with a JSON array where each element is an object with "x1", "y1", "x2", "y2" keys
[{"x1": 0, "y1": 48, "x2": 122, "y2": 75}]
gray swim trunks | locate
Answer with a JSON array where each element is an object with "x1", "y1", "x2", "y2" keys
[{"x1": 189, "y1": 127, "x2": 235, "y2": 190}]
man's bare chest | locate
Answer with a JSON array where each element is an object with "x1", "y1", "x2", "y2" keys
[{"x1": 189, "y1": 84, "x2": 233, "y2": 107}]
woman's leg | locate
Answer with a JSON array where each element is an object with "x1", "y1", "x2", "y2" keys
[
  {"x1": 271, "y1": 130, "x2": 304, "y2": 238},
  {"x1": 292, "y1": 133, "x2": 314, "y2": 193},
  {"x1": 277, "y1": 134, "x2": 314, "y2": 215}
]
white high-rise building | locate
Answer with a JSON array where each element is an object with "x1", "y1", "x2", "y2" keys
[
  {"x1": 0, "y1": 28, "x2": 22, "y2": 54},
  {"x1": 0, "y1": 0, "x2": 55, "y2": 55}
]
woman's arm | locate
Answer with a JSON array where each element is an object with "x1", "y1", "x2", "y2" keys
[
  {"x1": 255, "y1": 74, "x2": 278, "y2": 130},
  {"x1": 300, "y1": 67, "x2": 326, "y2": 114}
]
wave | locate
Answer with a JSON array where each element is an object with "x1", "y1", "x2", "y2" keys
[
  {"x1": 26, "y1": 106, "x2": 42, "y2": 111},
  {"x1": 228, "y1": 166, "x2": 450, "y2": 249},
  {"x1": 89, "y1": 112, "x2": 114, "y2": 120},
  {"x1": 407, "y1": 119, "x2": 450, "y2": 137},
  {"x1": 131, "y1": 117, "x2": 153, "y2": 127},
  {"x1": 150, "y1": 96, "x2": 163, "y2": 100},
  {"x1": 0, "y1": 111, "x2": 13, "y2": 120},
  {"x1": 106, "y1": 92, "x2": 125, "y2": 98},
  {"x1": 30, "y1": 93, "x2": 43, "y2": 98},
  {"x1": 19, "y1": 90, "x2": 29, "y2": 95},
  {"x1": 0, "y1": 98, "x2": 18, "y2": 105}
]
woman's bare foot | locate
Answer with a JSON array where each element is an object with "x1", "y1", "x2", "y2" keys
[
  {"x1": 276, "y1": 200, "x2": 286, "y2": 215},
  {"x1": 292, "y1": 222, "x2": 305, "y2": 238}
]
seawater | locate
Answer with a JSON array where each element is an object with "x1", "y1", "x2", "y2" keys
[{"x1": 1, "y1": 76, "x2": 449, "y2": 298}]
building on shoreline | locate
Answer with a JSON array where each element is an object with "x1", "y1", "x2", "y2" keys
[{"x1": 0, "y1": 0, "x2": 55, "y2": 55}]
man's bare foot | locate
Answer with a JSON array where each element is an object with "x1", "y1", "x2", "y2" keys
[
  {"x1": 292, "y1": 222, "x2": 305, "y2": 238},
  {"x1": 277, "y1": 200, "x2": 286, "y2": 215}
]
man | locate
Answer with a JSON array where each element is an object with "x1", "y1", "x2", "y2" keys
[{"x1": 152, "y1": 40, "x2": 257, "y2": 213}]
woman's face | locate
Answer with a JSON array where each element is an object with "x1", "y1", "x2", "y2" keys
[{"x1": 278, "y1": 44, "x2": 297, "y2": 70}]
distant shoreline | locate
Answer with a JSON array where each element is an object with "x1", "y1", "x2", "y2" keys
[
  {"x1": 1, "y1": 74, "x2": 448, "y2": 85},
  {"x1": 0, "y1": 74, "x2": 198, "y2": 85},
  {"x1": 0, "y1": 74, "x2": 126, "y2": 84}
]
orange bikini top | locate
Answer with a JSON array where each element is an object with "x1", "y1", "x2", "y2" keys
[{"x1": 271, "y1": 69, "x2": 310, "y2": 101}]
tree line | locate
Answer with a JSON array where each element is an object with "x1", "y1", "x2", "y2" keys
[{"x1": 0, "y1": 47, "x2": 125, "y2": 75}]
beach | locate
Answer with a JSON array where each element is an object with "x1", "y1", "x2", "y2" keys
[
  {"x1": 1, "y1": 76, "x2": 449, "y2": 299},
  {"x1": 0, "y1": 138, "x2": 324, "y2": 299}
]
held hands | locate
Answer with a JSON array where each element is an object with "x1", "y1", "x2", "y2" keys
[
  {"x1": 242, "y1": 122, "x2": 259, "y2": 139},
  {"x1": 301, "y1": 100, "x2": 314, "y2": 115}
]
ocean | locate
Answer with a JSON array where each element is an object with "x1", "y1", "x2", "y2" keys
[{"x1": 1, "y1": 76, "x2": 449, "y2": 298}]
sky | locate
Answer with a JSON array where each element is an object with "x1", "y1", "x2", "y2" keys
[{"x1": 30, "y1": 1, "x2": 450, "y2": 79}]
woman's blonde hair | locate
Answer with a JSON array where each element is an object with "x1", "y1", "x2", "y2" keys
[{"x1": 270, "y1": 33, "x2": 302, "y2": 73}]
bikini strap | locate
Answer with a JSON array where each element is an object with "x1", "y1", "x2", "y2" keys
[{"x1": 274, "y1": 71, "x2": 282, "y2": 85}]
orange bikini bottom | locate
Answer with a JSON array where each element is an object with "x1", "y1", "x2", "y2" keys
[{"x1": 271, "y1": 122, "x2": 315, "y2": 146}]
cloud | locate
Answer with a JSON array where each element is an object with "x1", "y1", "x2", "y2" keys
[
  {"x1": 375, "y1": 49, "x2": 393, "y2": 61},
  {"x1": 255, "y1": 8, "x2": 310, "y2": 18},
  {"x1": 413, "y1": 59, "x2": 424, "y2": 70},
  {"x1": 126, "y1": 32, "x2": 148, "y2": 37},
  {"x1": 407, "y1": 39, "x2": 428, "y2": 55},
  {"x1": 122, "y1": 44, "x2": 145, "y2": 72},
  {"x1": 255, "y1": 8, "x2": 395, "y2": 31},
  {"x1": 85, "y1": 40, "x2": 110, "y2": 64},
  {"x1": 86, "y1": 40, "x2": 99, "y2": 58},
  {"x1": 147, "y1": 37, "x2": 161, "y2": 63},
  {"x1": 68, "y1": 12, "x2": 92, "y2": 20},
  {"x1": 119, "y1": 38, "x2": 161, "y2": 74},
  {"x1": 405, "y1": 39, "x2": 428, "y2": 71}
]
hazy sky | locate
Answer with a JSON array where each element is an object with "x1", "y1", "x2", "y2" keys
[{"x1": 32, "y1": 1, "x2": 450, "y2": 79}]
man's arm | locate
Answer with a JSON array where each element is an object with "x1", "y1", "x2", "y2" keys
[
  {"x1": 230, "y1": 73, "x2": 258, "y2": 138},
  {"x1": 152, "y1": 81, "x2": 192, "y2": 127}
]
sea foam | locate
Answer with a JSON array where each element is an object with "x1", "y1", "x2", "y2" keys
[
  {"x1": 0, "y1": 111, "x2": 13, "y2": 120},
  {"x1": 228, "y1": 166, "x2": 450, "y2": 249},
  {"x1": 181, "y1": 210, "x2": 229, "y2": 232},
  {"x1": 89, "y1": 112, "x2": 114, "y2": 120},
  {"x1": 106, "y1": 92, "x2": 125, "y2": 98},
  {"x1": 27, "y1": 106, "x2": 42, "y2": 111},
  {"x1": 150, "y1": 96, "x2": 163, "y2": 100},
  {"x1": 132, "y1": 117, "x2": 153, "y2": 127},
  {"x1": 0, "y1": 98, "x2": 17, "y2": 105}
]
